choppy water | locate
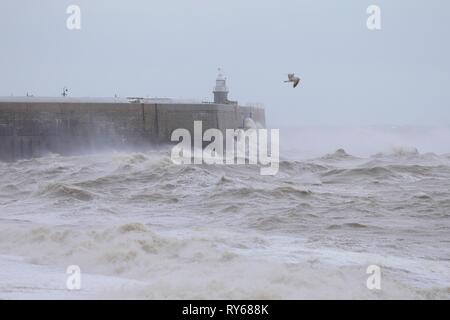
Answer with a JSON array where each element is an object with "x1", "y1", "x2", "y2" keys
[{"x1": 0, "y1": 126, "x2": 449, "y2": 299}]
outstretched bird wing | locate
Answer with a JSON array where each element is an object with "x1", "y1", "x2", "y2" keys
[{"x1": 293, "y1": 78, "x2": 300, "y2": 88}]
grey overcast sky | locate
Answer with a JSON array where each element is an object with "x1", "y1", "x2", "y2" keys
[{"x1": 1, "y1": 0, "x2": 449, "y2": 126}]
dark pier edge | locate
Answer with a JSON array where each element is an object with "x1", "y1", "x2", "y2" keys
[{"x1": 0, "y1": 98, "x2": 265, "y2": 161}]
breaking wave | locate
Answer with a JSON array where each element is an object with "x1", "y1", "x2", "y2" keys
[{"x1": 0, "y1": 223, "x2": 447, "y2": 299}]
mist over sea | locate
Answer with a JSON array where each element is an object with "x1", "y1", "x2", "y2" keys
[{"x1": 0, "y1": 126, "x2": 449, "y2": 299}]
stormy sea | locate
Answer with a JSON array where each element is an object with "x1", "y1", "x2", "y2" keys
[{"x1": 0, "y1": 126, "x2": 449, "y2": 299}]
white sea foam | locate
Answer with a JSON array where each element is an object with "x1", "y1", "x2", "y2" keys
[{"x1": 0, "y1": 126, "x2": 449, "y2": 299}]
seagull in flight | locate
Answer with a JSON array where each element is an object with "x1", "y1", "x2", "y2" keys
[{"x1": 285, "y1": 73, "x2": 301, "y2": 88}]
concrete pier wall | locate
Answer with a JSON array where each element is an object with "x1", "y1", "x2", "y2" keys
[{"x1": 0, "y1": 98, "x2": 265, "y2": 161}]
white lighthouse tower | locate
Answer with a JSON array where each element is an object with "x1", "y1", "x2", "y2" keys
[{"x1": 213, "y1": 68, "x2": 229, "y2": 104}]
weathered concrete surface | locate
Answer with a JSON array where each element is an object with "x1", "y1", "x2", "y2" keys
[{"x1": 0, "y1": 97, "x2": 265, "y2": 161}]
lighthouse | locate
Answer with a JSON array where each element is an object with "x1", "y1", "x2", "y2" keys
[{"x1": 213, "y1": 69, "x2": 230, "y2": 104}]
